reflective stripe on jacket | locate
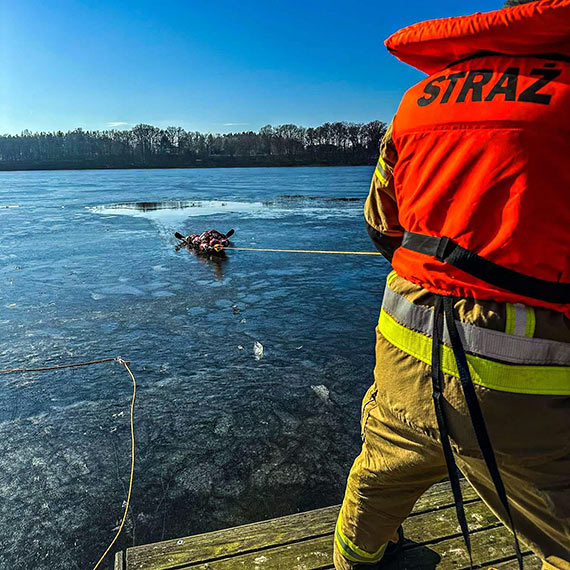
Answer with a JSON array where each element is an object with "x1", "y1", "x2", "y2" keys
[{"x1": 379, "y1": 272, "x2": 570, "y2": 395}]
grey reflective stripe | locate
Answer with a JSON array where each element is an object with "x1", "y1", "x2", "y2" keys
[
  {"x1": 512, "y1": 304, "x2": 527, "y2": 336},
  {"x1": 382, "y1": 286, "x2": 570, "y2": 366},
  {"x1": 335, "y1": 526, "x2": 385, "y2": 563}
]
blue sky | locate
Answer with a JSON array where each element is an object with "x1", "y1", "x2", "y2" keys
[{"x1": 1, "y1": 0, "x2": 502, "y2": 134}]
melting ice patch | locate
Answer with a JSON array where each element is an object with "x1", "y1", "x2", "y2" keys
[
  {"x1": 88, "y1": 198, "x2": 362, "y2": 223},
  {"x1": 87, "y1": 198, "x2": 363, "y2": 246},
  {"x1": 88, "y1": 200, "x2": 270, "y2": 224}
]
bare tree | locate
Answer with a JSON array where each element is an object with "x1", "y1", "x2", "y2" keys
[{"x1": 0, "y1": 120, "x2": 386, "y2": 170}]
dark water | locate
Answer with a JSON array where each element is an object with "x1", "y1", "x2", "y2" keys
[{"x1": 0, "y1": 167, "x2": 390, "y2": 569}]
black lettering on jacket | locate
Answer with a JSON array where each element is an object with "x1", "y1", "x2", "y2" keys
[
  {"x1": 441, "y1": 72, "x2": 467, "y2": 104},
  {"x1": 417, "y1": 76, "x2": 446, "y2": 106},
  {"x1": 518, "y1": 68, "x2": 561, "y2": 105},
  {"x1": 485, "y1": 67, "x2": 519, "y2": 101},
  {"x1": 457, "y1": 70, "x2": 494, "y2": 102}
]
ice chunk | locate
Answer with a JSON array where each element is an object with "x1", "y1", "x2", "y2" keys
[
  {"x1": 253, "y1": 341, "x2": 264, "y2": 360},
  {"x1": 311, "y1": 384, "x2": 330, "y2": 402},
  {"x1": 100, "y1": 285, "x2": 144, "y2": 296},
  {"x1": 152, "y1": 291, "x2": 175, "y2": 297}
]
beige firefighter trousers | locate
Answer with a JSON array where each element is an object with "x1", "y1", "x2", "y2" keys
[{"x1": 334, "y1": 277, "x2": 570, "y2": 570}]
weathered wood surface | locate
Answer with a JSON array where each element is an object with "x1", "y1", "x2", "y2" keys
[{"x1": 117, "y1": 480, "x2": 539, "y2": 570}]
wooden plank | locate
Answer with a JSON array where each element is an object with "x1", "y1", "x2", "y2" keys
[
  {"x1": 126, "y1": 507, "x2": 337, "y2": 570},
  {"x1": 412, "y1": 479, "x2": 478, "y2": 515},
  {"x1": 405, "y1": 500, "x2": 499, "y2": 544},
  {"x1": 491, "y1": 557, "x2": 542, "y2": 570},
  {"x1": 175, "y1": 525, "x2": 539, "y2": 570},
  {"x1": 181, "y1": 537, "x2": 333, "y2": 570},
  {"x1": 126, "y1": 480, "x2": 478, "y2": 570},
  {"x1": 305, "y1": 555, "x2": 543, "y2": 570},
  {"x1": 126, "y1": 497, "x2": 493, "y2": 570},
  {"x1": 402, "y1": 527, "x2": 538, "y2": 570},
  {"x1": 114, "y1": 550, "x2": 125, "y2": 570}
]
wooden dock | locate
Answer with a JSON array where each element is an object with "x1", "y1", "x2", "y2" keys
[{"x1": 114, "y1": 480, "x2": 538, "y2": 569}]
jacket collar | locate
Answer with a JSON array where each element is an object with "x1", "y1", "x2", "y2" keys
[{"x1": 386, "y1": 0, "x2": 570, "y2": 74}]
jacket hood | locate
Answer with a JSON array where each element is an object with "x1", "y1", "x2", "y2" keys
[{"x1": 385, "y1": 0, "x2": 570, "y2": 75}]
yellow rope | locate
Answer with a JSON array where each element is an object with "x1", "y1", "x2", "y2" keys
[
  {"x1": 1, "y1": 356, "x2": 136, "y2": 570},
  {"x1": 225, "y1": 247, "x2": 381, "y2": 256},
  {"x1": 92, "y1": 357, "x2": 136, "y2": 570}
]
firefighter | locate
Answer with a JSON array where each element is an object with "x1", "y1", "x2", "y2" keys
[
  {"x1": 335, "y1": 1, "x2": 570, "y2": 569},
  {"x1": 176, "y1": 229, "x2": 234, "y2": 254}
]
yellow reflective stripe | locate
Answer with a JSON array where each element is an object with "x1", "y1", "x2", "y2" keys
[
  {"x1": 334, "y1": 533, "x2": 362, "y2": 564},
  {"x1": 382, "y1": 285, "x2": 570, "y2": 365},
  {"x1": 335, "y1": 509, "x2": 387, "y2": 563},
  {"x1": 525, "y1": 306, "x2": 536, "y2": 338},
  {"x1": 387, "y1": 270, "x2": 398, "y2": 287},
  {"x1": 505, "y1": 303, "x2": 516, "y2": 334},
  {"x1": 378, "y1": 309, "x2": 570, "y2": 395},
  {"x1": 374, "y1": 156, "x2": 390, "y2": 185},
  {"x1": 374, "y1": 166, "x2": 388, "y2": 185}
]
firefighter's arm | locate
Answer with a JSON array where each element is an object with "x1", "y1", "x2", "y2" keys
[{"x1": 364, "y1": 121, "x2": 403, "y2": 263}]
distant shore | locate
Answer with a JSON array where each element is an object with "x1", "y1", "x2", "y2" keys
[
  {"x1": 0, "y1": 156, "x2": 375, "y2": 173},
  {"x1": 0, "y1": 120, "x2": 385, "y2": 173}
]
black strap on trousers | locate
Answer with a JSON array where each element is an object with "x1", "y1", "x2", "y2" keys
[{"x1": 431, "y1": 295, "x2": 524, "y2": 570}]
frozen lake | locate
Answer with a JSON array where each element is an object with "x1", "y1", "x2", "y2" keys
[{"x1": 0, "y1": 166, "x2": 391, "y2": 569}]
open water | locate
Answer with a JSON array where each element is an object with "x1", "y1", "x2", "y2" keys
[{"x1": 0, "y1": 166, "x2": 391, "y2": 569}]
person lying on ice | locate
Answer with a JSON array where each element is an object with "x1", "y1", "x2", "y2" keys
[
  {"x1": 178, "y1": 229, "x2": 234, "y2": 254},
  {"x1": 335, "y1": 1, "x2": 570, "y2": 569}
]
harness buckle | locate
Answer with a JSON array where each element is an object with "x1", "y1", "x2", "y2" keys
[{"x1": 435, "y1": 236, "x2": 454, "y2": 262}]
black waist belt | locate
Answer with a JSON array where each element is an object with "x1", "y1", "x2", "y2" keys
[{"x1": 402, "y1": 231, "x2": 570, "y2": 304}]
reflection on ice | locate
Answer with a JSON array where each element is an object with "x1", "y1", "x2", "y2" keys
[{"x1": 176, "y1": 244, "x2": 229, "y2": 280}]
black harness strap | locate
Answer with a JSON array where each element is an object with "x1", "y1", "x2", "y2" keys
[
  {"x1": 431, "y1": 296, "x2": 474, "y2": 568},
  {"x1": 402, "y1": 232, "x2": 570, "y2": 304},
  {"x1": 431, "y1": 296, "x2": 524, "y2": 569},
  {"x1": 397, "y1": 230, "x2": 546, "y2": 565},
  {"x1": 442, "y1": 296, "x2": 524, "y2": 570}
]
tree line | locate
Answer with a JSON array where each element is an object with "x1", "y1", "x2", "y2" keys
[{"x1": 0, "y1": 121, "x2": 386, "y2": 171}]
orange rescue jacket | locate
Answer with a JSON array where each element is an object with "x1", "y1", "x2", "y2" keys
[{"x1": 386, "y1": 0, "x2": 570, "y2": 316}]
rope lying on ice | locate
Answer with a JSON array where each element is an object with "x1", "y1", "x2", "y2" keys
[
  {"x1": 175, "y1": 231, "x2": 383, "y2": 256},
  {"x1": 0, "y1": 356, "x2": 119, "y2": 375},
  {"x1": 0, "y1": 356, "x2": 136, "y2": 570},
  {"x1": 226, "y1": 247, "x2": 382, "y2": 256}
]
